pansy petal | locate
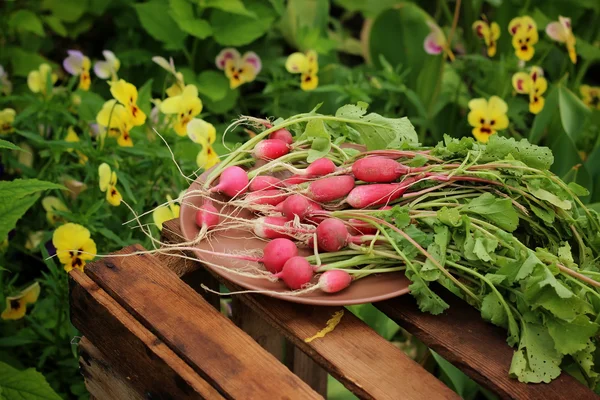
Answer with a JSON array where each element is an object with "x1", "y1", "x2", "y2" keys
[
  {"x1": 152, "y1": 56, "x2": 174, "y2": 73},
  {"x1": 106, "y1": 185, "x2": 122, "y2": 206},
  {"x1": 98, "y1": 163, "x2": 111, "y2": 192},
  {"x1": 300, "y1": 73, "x2": 318, "y2": 91},
  {"x1": 159, "y1": 96, "x2": 180, "y2": 114},
  {"x1": 467, "y1": 108, "x2": 486, "y2": 128},
  {"x1": 242, "y1": 52, "x2": 262, "y2": 75},
  {"x1": 529, "y1": 95, "x2": 545, "y2": 114},
  {"x1": 512, "y1": 72, "x2": 531, "y2": 94},
  {"x1": 153, "y1": 206, "x2": 175, "y2": 231},
  {"x1": 472, "y1": 21, "x2": 488, "y2": 38},
  {"x1": 580, "y1": 85, "x2": 591, "y2": 98},
  {"x1": 27, "y1": 71, "x2": 41, "y2": 93},
  {"x1": 103, "y1": 50, "x2": 120, "y2": 71},
  {"x1": 285, "y1": 52, "x2": 309, "y2": 74},
  {"x1": 79, "y1": 238, "x2": 97, "y2": 260},
  {"x1": 94, "y1": 61, "x2": 112, "y2": 79},
  {"x1": 472, "y1": 127, "x2": 494, "y2": 143},
  {"x1": 490, "y1": 22, "x2": 501, "y2": 40},
  {"x1": 559, "y1": 16, "x2": 572, "y2": 31},
  {"x1": 488, "y1": 96, "x2": 508, "y2": 115},
  {"x1": 546, "y1": 21, "x2": 567, "y2": 42},
  {"x1": 110, "y1": 79, "x2": 138, "y2": 105},
  {"x1": 20, "y1": 282, "x2": 41, "y2": 304},
  {"x1": 216, "y1": 48, "x2": 241, "y2": 70},
  {"x1": 63, "y1": 54, "x2": 83, "y2": 76},
  {"x1": 424, "y1": 32, "x2": 444, "y2": 55},
  {"x1": 187, "y1": 118, "x2": 215, "y2": 144},
  {"x1": 52, "y1": 223, "x2": 91, "y2": 252},
  {"x1": 468, "y1": 98, "x2": 488, "y2": 112}
]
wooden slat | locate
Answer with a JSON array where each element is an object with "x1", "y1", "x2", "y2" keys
[
  {"x1": 163, "y1": 220, "x2": 459, "y2": 400},
  {"x1": 70, "y1": 269, "x2": 223, "y2": 399},
  {"x1": 376, "y1": 286, "x2": 598, "y2": 400},
  {"x1": 84, "y1": 245, "x2": 321, "y2": 400}
]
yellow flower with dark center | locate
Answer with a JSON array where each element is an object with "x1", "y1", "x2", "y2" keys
[
  {"x1": 285, "y1": 50, "x2": 319, "y2": 91},
  {"x1": 98, "y1": 163, "x2": 123, "y2": 206},
  {"x1": 52, "y1": 223, "x2": 97, "y2": 273},
  {"x1": 96, "y1": 100, "x2": 134, "y2": 147},
  {"x1": 27, "y1": 64, "x2": 57, "y2": 95},
  {"x1": 65, "y1": 126, "x2": 88, "y2": 164},
  {"x1": 0, "y1": 108, "x2": 15, "y2": 135},
  {"x1": 512, "y1": 66, "x2": 548, "y2": 114},
  {"x1": 109, "y1": 80, "x2": 146, "y2": 126},
  {"x1": 159, "y1": 85, "x2": 203, "y2": 136},
  {"x1": 546, "y1": 16, "x2": 577, "y2": 64},
  {"x1": 508, "y1": 16, "x2": 538, "y2": 61},
  {"x1": 473, "y1": 20, "x2": 500, "y2": 57},
  {"x1": 187, "y1": 118, "x2": 220, "y2": 169},
  {"x1": 580, "y1": 85, "x2": 600, "y2": 110},
  {"x1": 42, "y1": 196, "x2": 69, "y2": 225},
  {"x1": 152, "y1": 195, "x2": 180, "y2": 231},
  {"x1": 467, "y1": 96, "x2": 509, "y2": 143},
  {"x1": 216, "y1": 48, "x2": 262, "y2": 89},
  {"x1": 1, "y1": 282, "x2": 40, "y2": 320}
]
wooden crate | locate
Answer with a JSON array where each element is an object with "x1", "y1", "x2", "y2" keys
[{"x1": 69, "y1": 219, "x2": 598, "y2": 399}]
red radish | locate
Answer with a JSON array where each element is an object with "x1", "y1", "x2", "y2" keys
[
  {"x1": 318, "y1": 270, "x2": 353, "y2": 293},
  {"x1": 244, "y1": 189, "x2": 287, "y2": 206},
  {"x1": 254, "y1": 216, "x2": 293, "y2": 239},
  {"x1": 283, "y1": 175, "x2": 311, "y2": 185},
  {"x1": 349, "y1": 220, "x2": 378, "y2": 235},
  {"x1": 275, "y1": 256, "x2": 313, "y2": 289},
  {"x1": 307, "y1": 175, "x2": 355, "y2": 203},
  {"x1": 292, "y1": 158, "x2": 336, "y2": 177},
  {"x1": 316, "y1": 218, "x2": 351, "y2": 252},
  {"x1": 261, "y1": 238, "x2": 298, "y2": 273},
  {"x1": 346, "y1": 177, "x2": 419, "y2": 208},
  {"x1": 352, "y1": 157, "x2": 411, "y2": 182},
  {"x1": 210, "y1": 166, "x2": 249, "y2": 197},
  {"x1": 249, "y1": 176, "x2": 282, "y2": 191},
  {"x1": 254, "y1": 139, "x2": 290, "y2": 160},
  {"x1": 281, "y1": 194, "x2": 321, "y2": 221},
  {"x1": 269, "y1": 129, "x2": 293, "y2": 144},
  {"x1": 195, "y1": 201, "x2": 220, "y2": 229}
]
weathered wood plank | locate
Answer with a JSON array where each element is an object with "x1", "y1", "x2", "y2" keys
[
  {"x1": 84, "y1": 245, "x2": 321, "y2": 400},
  {"x1": 163, "y1": 220, "x2": 459, "y2": 400},
  {"x1": 70, "y1": 269, "x2": 223, "y2": 399},
  {"x1": 376, "y1": 287, "x2": 599, "y2": 400},
  {"x1": 290, "y1": 347, "x2": 328, "y2": 397}
]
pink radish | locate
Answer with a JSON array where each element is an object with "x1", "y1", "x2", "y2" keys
[
  {"x1": 307, "y1": 175, "x2": 355, "y2": 203},
  {"x1": 249, "y1": 176, "x2": 282, "y2": 191},
  {"x1": 244, "y1": 189, "x2": 287, "y2": 206},
  {"x1": 254, "y1": 216, "x2": 294, "y2": 239},
  {"x1": 346, "y1": 177, "x2": 419, "y2": 208},
  {"x1": 195, "y1": 201, "x2": 220, "y2": 229},
  {"x1": 254, "y1": 139, "x2": 290, "y2": 160},
  {"x1": 261, "y1": 238, "x2": 298, "y2": 273},
  {"x1": 275, "y1": 256, "x2": 314, "y2": 289},
  {"x1": 292, "y1": 158, "x2": 336, "y2": 177},
  {"x1": 269, "y1": 129, "x2": 293, "y2": 144},
  {"x1": 281, "y1": 194, "x2": 321, "y2": 221},
  {"x1": 210, "y1": 166, "x2": 249, "y2": 197},
  {"x1": 318, "y1": 270, "x2": 353, "y2": 293},
  {"x1": 283, "y1": 175, "x2": 311, "y2": 185},
  {"x1": 352, "y1": 156, "x2": 411, "y2": 182},
  {"x1": 316, "y1": 218, "x2": 352, "y2": 252}
]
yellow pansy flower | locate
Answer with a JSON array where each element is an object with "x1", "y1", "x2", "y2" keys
[
  {"x1": 512, "y1": 66, "x2": 547, "y2": 114},
  {"x1": 64, "y1": 126, "x2": 88, "y2": 164},
  {"x1": 467, "y1": 96, "x2": 509, "y2": 143},
  {"x1": 216, "y1": 48, "x2": 262, "y2": 89},
  {"x1": 159, "y1": 85, "x2": 203, "y2": 136},
  {"x1": 63, "y1": 50, "x2": 92, "y2": 91},
  {"x1": 423, "y1": 21, "x2": 455, "y2": 61},
  {"x1": 42, "y1": 196, "x2": 69, "y2": 225},
  {"x1": 98, "y1": 163, "x2": 123, "y2": 206},
  {"x1": 0, "y1": 108, "x2": 16, "y2": 135},
  {"x1": 187, "y1": 119, "x2": 220, "y2": 169},
  {"x1": 1, "y1": 282, "x2": 40, "y2": 320},
  {"x1": 25, "y1": 231, "x2": 44, "y2": 251},
  {"x1": 152, "y1": 56, "x2": 185, "y2": 97},
  {"x1": 27, "y1": 63, "x2": 57, "y2": 95},
  {"x1": 546, "y1": 16, "x2": 577, "y2": 64},
  {"x1": 109, "y1": 79, "x2": 146, "y2": 126},
  {"x1": 152, "y1": 194, "x2": 180, "y2": 231},
  {"x1": 52, "y1": 223, "x2": 97, "y2": 273},
  {"x1": 473, "y1": 20, "x2": 500, "y2": 57},
  {"x1": 580, "y1": 85, "x2": 600, "y2": 110},
  {"x1": 285, "y1": 50, "x2": 319, "y2": 91},
  {"x1": 94, "y1": 50, "x2": 120, "y2": 81},
  {"x1": 96, "y1": 100, "x2": 134, "y2": 147},
  {"x1": 508, "y1": 16, "x2": 538, "y2": 61}
]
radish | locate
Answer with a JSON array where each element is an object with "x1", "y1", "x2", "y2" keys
[
  {"x1": 283, "y1": 175, "x2": 311, "y2": 185},
  {"x1": 316, "y1": 218, "x2": 351, "y2": 252},
  {"x1": 352, "y1": 156, "x2": 410, "y2": 182},
  {"x1": 346, "y1": 177, "x2": 419, "y2": 208},
  {"x1": 269, "y1": 129, "x2": 293, "y2": 144},
  {"x1": 244, "y1": 189, "x2": 287, "y2": 206},
  {"x1": 349, "y1": 206, "x2": 390, "y2": 235},
  {"x1": 294, "y1": 158, "x2": 336, "y2": 177},
  {"x1": 318, "y1": 270, "x2": 353, "y2": 293},
  {"x1": 210, "y1": 166, "x2": 249, "y2": 197},
  {"x1": 281, "y1": 194, "x2": 321, "y2": 221},
  {"x1": 307, "y1": 175, "x2": 355, "y2": 203},
  {"x1": 249, "y1": 176, "x2": 282, "y2": 191},
  {"x1": 261, "y1": 238, "x2": 298, "y2": 273},
  {"x1": 253, "y1": 216, "x2": 295, "y2": 239},
  {"x1": 275, "y1": 256, "x2": 314, "y2": 289},
  {"x1": 195, "y1": 201, "x2": 220, "y2": 229},
  {"x1": 254, "y1": 139, "x2": 290, "y2": 160}
]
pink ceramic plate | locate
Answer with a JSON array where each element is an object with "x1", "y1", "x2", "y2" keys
[{"x1": 179, "y1": 169, "x2": 410, "y2": 306}]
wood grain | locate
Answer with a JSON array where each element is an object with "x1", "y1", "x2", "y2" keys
[
  {"x1": 376, "y1": 286, "x2": 599, "y2": 400},
  {"x1": 163, "y1": 220, "x2": 458, "y2": 400},
  {"x1": 84, "y1": 245, "x2": 321, "y2": 400},
  {"x1": 70, "y1": 269, "x2": 223, "y2": 399}
]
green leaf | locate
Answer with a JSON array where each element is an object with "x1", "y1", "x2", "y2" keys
[
  {"x1": 0, "y1": 194, "x2": 39, "y2": 242},
  {"x1": 200, "y1": 0, "x2": 256, "y2": 16},
  {"x1": 463, "y1": 193, "x2": 519, "y2": 232},
  {"x1": 509, "y1": 321, "x2": 562, "y2": 383},
  {"x1": 196, "y1": 71, "x2": 229, "y2": 101},
  {"x1": 9, "y1": 10, "x2": 46, "y2": 37},
  {"x1": 0, "y1": 361, "x2": 61, "y2": 400},
  {"x1": 210, "y1": 0, "x2": 276, "y2": 46},
  {"x1": 137, "y1": 78, "x2": 154, "y2": 117},
  {"x1": 42, "y1": 15, "x2": 67, "y2": 37},
  {"x1": 76, "y1": 90, "x2": 106, "y2": 122},
  {"x1": 203, "y1": 86, "x2": 239, "y2": 114},
  {"x1": 558, "y1": 85, "x2": 591, "y2": 142},
  {"x1": 6, "y1": 48, "x2": 52, "y2": 77},
  {"x1": 279, "y1": 0, "x2": 330, "y2": 50},
  {"x1": 483, "y1": 135, "x2": 554, "y2": 171},
  {"x1": 41, "y1": 0, "x2": 86, "y2": 22},
  {"x1": 529, "y1": 86, "x2": 559, "y2": 144},
  {"x1": 547, "y1": 316, "x2": 599, "y2": 355},
  {"x1": 134, "y1": 0, "x2": 187, "y2": 49},
  {"x1": 406, "y1": 271, "x2": 449, "y2": 315},
  {"x1": 437, "y1": 207, "x2": 462, "y2": 227},
  {"x1": 481, "y1": 292, "x2": 507, "y2": 327},
  {"x1": 431, "y1": 351, "x2": 480, "y2": 399},
  {"x1": 0, "y1": 179, "x2": 64, "y2": 200},
  {"x1": 335, "y1": 102, "x2": 418, "y2": 150},
  {"x1": 528, "y1": 187, "x2": 572, "y2": 210},
  {"x1": 169, "y1": 0, "x2": 212, "y2": 39},
  {"x1": 0, "y1": 139, "x2": 21, "y2": 151},
  {"x1": 577, "y1": 37, "x2": 600, "y2": 61}
]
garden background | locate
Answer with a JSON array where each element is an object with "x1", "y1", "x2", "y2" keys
[{"x1": 0, "y1": 0, "x2": 599, "y2": 398}]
